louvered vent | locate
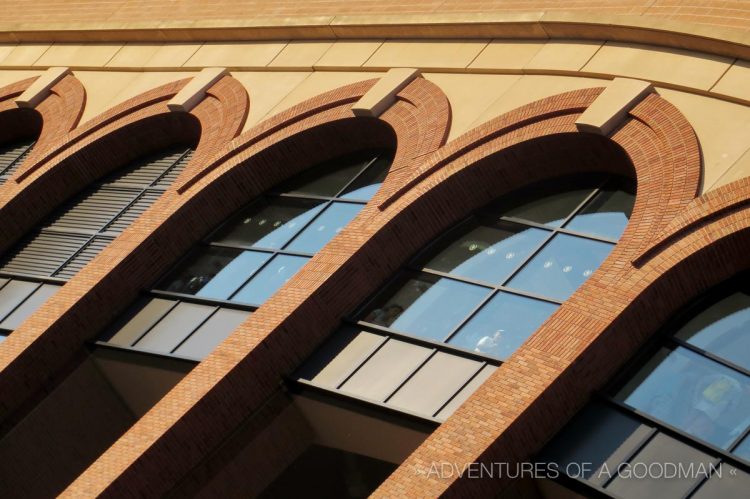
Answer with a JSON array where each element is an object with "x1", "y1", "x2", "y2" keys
[
  {"x1": 0, "y1": 146, "x2": 193, "y2": 279},
  {"x1": 0, "y1": 139, "x2": 35, "y2": 184}
]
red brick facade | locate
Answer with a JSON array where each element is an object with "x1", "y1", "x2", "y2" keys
[{"x1": 0, "y1": 64, "x2": 747, "y2": 498}]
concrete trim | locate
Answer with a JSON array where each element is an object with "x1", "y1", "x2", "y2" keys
[
  {"x1": 576, "y1": 78, "x2": 653, "y2": 135},
  {"x1": 0, "y1": 13, "x2": 745, "y2": 60},
  {"x1": 167, "y1": 67, "x2": 227, "y2": 112},
  {"x1": 15, "y1": 67, "x2": 70, "y2": 108},
  {"x1": 352, "y1": 67, "x2": 420, "y2": 117}
]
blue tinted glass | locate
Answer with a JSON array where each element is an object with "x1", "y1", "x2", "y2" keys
[
  {"x1": 501, "y1": 189, "x2": 593, "y2": 227},
  {"x1": 565, "y1": 188, "x2": 634, "y2": 240},
  {"x1": 676, "y1": 292, "x2": 750, "y2": 372},
  {"x1": 215, "y1": 198, "x2": 325, "y2": 250},
  {"x1": 734, "y1": 434, "x2": 750, "y2": 461},
  {"x1": 618, "y1": 346, "x2": 750, "y2": 450},
  {"x1": 363, "y1": 274, "x2": 490, "y2": 342},
  {"x1": 340, "y1": 155, "x2": 390, "y2": 201},
  {"x1": 449, "y1": 292, "x2": 558, "y2": 359},
  {"x1": 232, "y1": 254, "x2": 309, "y2": 305},
  {"x1": 197, "y1": 250, "x2": 271, "y2": 300},
  {"x1": 285, "y1": 202, "x2": 363, "y2": 254},
  {"x1": 424, "y1": 222, "x2": 549, "y2": 285},
  {"x1": 508, "y1": 234, "x2": 614, "y2": 301}
]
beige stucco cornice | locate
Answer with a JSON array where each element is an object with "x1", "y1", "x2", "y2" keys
[{"x1": 0, "y1": 12, "x2": 747, "y2": 60}]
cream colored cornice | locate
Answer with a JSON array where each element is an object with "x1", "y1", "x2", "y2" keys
[{"x1": 0, "y1": 12, "x2": 747, "y2": 59}]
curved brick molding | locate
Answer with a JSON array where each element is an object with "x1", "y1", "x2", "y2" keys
[
  {"x1": 0, "y1": 75, "x2": 248, "y2": 427},
  {"x1": 0, "y1": 73, "x2": 84, "y2": 176},
  {"x1": 64, "y1": 85, "x2": 700, "y2": 496},
  {"x1": 374, "y1": 98, "x2": 704, "y2": 497},
  {"x1": 0, "y1": 74, "x2": 248, "y2": 255},
  {"x1": 53, "y1": 76, "x2": 451, "y2": 497}
]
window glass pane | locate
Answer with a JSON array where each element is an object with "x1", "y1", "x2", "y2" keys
[
  {"x1": 692, "y1": 463, "x2": 750, "y2": 499},
  {"x1": 676, "y1": 292, "x2": 750, "y2": 371},
  {"x1": 508, "y1": 234, "x2": 614, "y2": 301},
  {"x1": 565, "y1": 187, "x2": 635, "y2": 240},
  {"x1": 275, "y1": 154, "x2": 372, "y2": 197},
  {"x1": 617, "y1": 346, "x2": 750, "y2": 450},
  {"x1": 158, "y1": 248, "x2": 269, "y2": 299},
  {"x1": 388, "y1": 352, "x2": 483, "y2": 417},
  {"x1": 422, "y1": 221, "x2": 549, "y2": 285},
  {"x1": 606, "y1": 433, "x2": 714, "y2": 499},
  {"x1": 104, "y1": 298, "x2": 175, "y2": 347},
  {"x1": 196, "y1": 250, "x2": 270, "y2": 300},
  {"x1": 435, "y1": 365, "x2": 496, "y2": 420},
  {"x1": 173, "y1": 308, "x2": 250, "y2": 360},
  {"x1": 541, "y1": 402, "x2": 653, "y2": 486},
  {"x1": 498, "y1": 188, "x2": 593, "y2": 227},
  {"x1": 212, "y1": 198, "x2": 325, "y2": 249},
  {"x1": 0, "y1": 284, "x2": 59, "y2": 330},
  {"x1": 340, "y1": 155, "x2": 391, "y2": 200},
  {"x1": 232, "y1": 254, "x2": 309, "y2": 305},
  {"x1": 284, "y1": 202, "x2": 363, "y2": 254},
  {"x1": 362, "y1": 273, "x2": 490, "y2": 342},
  {"x1": 133, "y1": 302, "x2": 215, "y2": 354},
  {"x1": 339, "y1": 339, "x2": 432, "y2": 401},
  {"x1": 297, "y1": 327, "x2": 385, "y2": 389},
  {"x1": 0, "y1": 280, "x2": 38, "y2": 322},
  {"x1": 448, "y1": 292, "x2": 558, "y2": 360},
  {"x1": 732, "y1": 432, "x2": 750, "y2": 461}
]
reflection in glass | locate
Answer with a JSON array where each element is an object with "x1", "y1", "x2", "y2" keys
[
  {"x1": 423, "y1": 222, "x2": 549, "y2": 285},
  {"x1": 340, "y1": 155, "x2": 391, "y2": 200},
  {"x1": 363, "y1": 274, "x2": 490, "y2": 342},
  {"x1": 499, "y1": 188, "x2": 592, "y2": 227},
  {"x1": 733, "y1": 433, "x2": 750, "y2": 461},
  {"x1": 159, "y1": 247, "x2": 249, "y2": 296},
  {"x1": 233, "y1": 254, "x2": 309, "y2": 305},
  {"x1": 275, "y1": 154, "x2": 371, "y2": 197},
  {"x1": 565, "y1": 187, "x2": 635, "y2": 240},
  {"x1": 213, "y1": 198, "x2": 325, "y2": 249},
  {"x1": 285, "y1": 202, "x2": 363, "y2": 254},
  {"x1": 676, "y1": 292, "x2": 750, "y2": 371},
  {"x1": 617, "y1": 346, "x2": 750, "y2": 450},
  {"x1": 449, "y1": 292, "x2": 558, "y2": 359},
  {"x1": 508, "y1": 234, "x2": 613, "y2": 301}
]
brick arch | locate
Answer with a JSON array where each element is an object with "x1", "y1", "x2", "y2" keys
[
  {"x1": 363, "y1": 99, "x2": 702, "y2": 498},
  {"x1": 0, "y1": 74, "x2": 248, "y2": 254},
  {"x1": 53, "y1": 76, "x2": 451, "y2": 496},
  {"x1": 60, "y1": 83, "x2": 699, "y2": 496},
  {"x1": 0, "y1": 74, "x2": 85, "y2": 168}
]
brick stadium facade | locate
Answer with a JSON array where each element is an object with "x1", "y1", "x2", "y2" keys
[{"x1": 0, "y1": 3, "x2": 748, "y2": 498}]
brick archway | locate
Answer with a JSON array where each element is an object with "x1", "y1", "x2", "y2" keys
[
  {"x1": 61, "y1": 84, "x2": 702, "y2": 496},
  {"x1": 0, "y1": 75, "x2": 452, "y2": 497},
  {"x1": 0, "y1": 74, "x2": 248, "y2": 254},
  {"x1": 0, "y1": 74, "x2": 85, "y2": 174}
]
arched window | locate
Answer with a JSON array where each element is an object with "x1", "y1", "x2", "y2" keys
[
  {"x1": 100, "y1": 149, "x2": 393, "y2": 360},
  {"x1": 540, "y1": 280, "x2": 750, "y2": 499},
  {"x1": 0, "y1": 147, "x2": 193, "y2": 340},
  {"x1": 0, "y1": 138, "x2": 35, "y2": 184},
  {"x1": 297, "y1": 175, "x2": 635, "y2": 421}
]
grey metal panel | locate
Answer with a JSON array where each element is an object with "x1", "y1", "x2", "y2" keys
[
  {"x1": 132, "y1": 301, "x2": 215, "y2": 354},
  {"x1": 106, "y1": 190, "x2": 161, "y2": 234},
  {"x1": 47, "y1": 187, "x2": 140, "y2": 233},
  {"x1": 173, "y1": 308, "x2": 250, "y2": 359},
  {"x1": 340, "y1": 339, "x2": 432, "y2": 402},
  {"x1": 0, "y1": 283, "x2": 60, "y2": 330},
  {"x1": 110, "y1": 148, "x2": 188, "y2": 187},
  {"x1": 0, "y1": 280, "x2": 39, "y2": 322},
  {"x1": 607, "y1": 433, "x2": 713, "y2": 498},
  {"x1": 435, "y1": 364, "x2": 496, "y2": 420},
  {"x1": 105, "y1": 298, "x2": 177, "y2": 347},
  {"x1": 387, "y1": 352, "x2": 483, "y2": 417}
]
